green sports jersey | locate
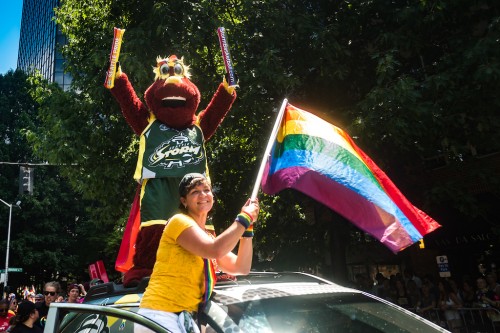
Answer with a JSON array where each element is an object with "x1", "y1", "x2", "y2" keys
[{"x1": 134, "y1": 119, "x2": 208, "y2": 180}]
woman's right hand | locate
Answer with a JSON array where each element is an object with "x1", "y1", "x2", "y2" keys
[{"x1": 241, "y1": 198, "x2": 260, "y2": 224}]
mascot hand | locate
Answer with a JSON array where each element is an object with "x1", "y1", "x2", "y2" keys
[
  {"x1": 105, "y1": 61, "x2": 124, "y2": 80},
  {"x1": 115, "y1": 61, "x2": 123, "y2": 78},
  {"x1": 223, "y1": 74, "x2": 239, "y2": 95}
]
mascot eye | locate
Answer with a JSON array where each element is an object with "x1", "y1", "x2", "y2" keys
[
  {"x1": 174, "y1": 64, "x2": 184, "y2": 75},
  {"x1": 160, "y1": 64, "x2": 170, "y2": 75}
]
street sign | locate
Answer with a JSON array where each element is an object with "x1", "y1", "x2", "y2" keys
[
  {"x1": 436, "y1": 255, "x2": 451, "y2": 277},
  {"x1": 0, "y1": 268, "x2": 23, "y2": 273}
]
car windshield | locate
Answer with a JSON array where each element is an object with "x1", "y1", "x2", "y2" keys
[{"x1": 217, "y1": 293, "x2": 443, "y2": 333}]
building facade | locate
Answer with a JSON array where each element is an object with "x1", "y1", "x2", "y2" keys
[{"x1": 17, "y1": 0, "x2": 71, "y2": 90}]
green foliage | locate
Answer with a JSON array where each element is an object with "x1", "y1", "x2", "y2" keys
[
  {"x1": 5, "y1": 0, "x2": 497, "y2": 281},
  {"x1": 0, "y1": 70, "x2": 122, "y2": 286}
]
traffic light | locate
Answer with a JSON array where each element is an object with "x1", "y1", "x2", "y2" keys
[{"x1": 19, "y1": 166, "x2": 34, "y2": 195}]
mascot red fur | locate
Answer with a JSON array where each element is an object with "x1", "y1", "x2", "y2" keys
[{"x1": 109, "y1": 55, "x2": 236, "y2": 286}]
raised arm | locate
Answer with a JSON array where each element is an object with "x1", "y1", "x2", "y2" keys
[
  {"x1": 109, "y1": 68, "x2": 150, "y2": 135},
  {"x1": 177, "y1": 199, "x2": 258, "y2": 274},
  {"x1": 197, "y1": 81, "x2": 236, "y2": 141}
]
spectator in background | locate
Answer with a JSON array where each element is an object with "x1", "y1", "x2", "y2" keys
[
  {"x1": 438, "y1": 279, "x2": 463, "y2": 333},
  {"x1": 458, "y1": 278, "x2": 475, "y2": 308},
  {"x1": 449, "y1": 279, "x2": 463, "y2": 304},
  {"x1": 372, "y1": 272, "x2": 386, "y2": 297},
  {"x1": 404, "y1": 268, "x2": 422, "y2": 290},
  {"x1": 416, "y1": 282, "x2": 437, "y2": 323},
  {"x1": 9, "y1": 301, "x2": 42, "y2": 333},
  {"x1": 26, "y1": 294, "x2": 35, "y2": 304},
  {"x1": 0, "y1": 299, "x2": 14, "y2": 331},
  {"x1": 66, "y1": 284, "x2": 84, "y2": 303},
  {"x1": 8, "y1": 297, "x2": 18, "y2": 316},
  {"x1": 33, "y1": 295, "x2": 42, "y2": 304},
  {"x1": 474, "y1": 276, "x2": 494, "y2": 308},
  {"x1": 394, "y1": 278, "x2": 410, "y2": 308},
  {"x1": 387, "y1": 275, "x2": 399, "y2": 303},
  {"x1": 406, "y1": 279, "x2": 421, "y2": 308},
  {"x1": 35, "y1": 281, "x2": 61, "y2": 329},
  {"x1": 379, "y1": 278, "x2": 393, "y2": 301},
  {"x1": 422, "y1": 274, "x2": 439, "y2": 300},
  {"x1": 486, "y1": 272, "x2": 500, "y2": 297}
]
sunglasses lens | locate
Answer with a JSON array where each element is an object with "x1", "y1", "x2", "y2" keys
[{"x1": 44, "y1": 291, "x2": 55, "y2": 296}]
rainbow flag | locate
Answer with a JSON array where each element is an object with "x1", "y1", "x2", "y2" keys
[{"x1": 261, "y1": 103, "x2": 440, "y2": 252}]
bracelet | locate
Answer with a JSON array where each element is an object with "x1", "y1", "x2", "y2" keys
[
  {"x1": 235, "y1": 213, "x2": 252, "y2": 229},
  {"x1": 242, "y1": 224, "x2": 254, "y2": 238},
  {"x1": 239, "y1": 210, "x2": 254, "y2": 223}
]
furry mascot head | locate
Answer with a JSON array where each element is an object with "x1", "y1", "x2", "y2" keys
[{"x1": 144, "y1": 55, "x2": 199, "y2": 129}]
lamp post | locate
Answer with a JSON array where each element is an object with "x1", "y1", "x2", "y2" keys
[{"x1": 0, "y1": 199, "x2": 20, "y2": 290}]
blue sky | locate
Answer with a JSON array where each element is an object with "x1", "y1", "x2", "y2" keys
[{"x1": 0, "y1": 1, "x2": 23, "y2": 75}]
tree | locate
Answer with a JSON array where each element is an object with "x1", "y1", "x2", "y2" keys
[
  {"x1": 24, "y1": 0, "x2": 499, "y2": 280},
  {"x1": 0, "y1": 70, "x2": 122, "y2": 287}
]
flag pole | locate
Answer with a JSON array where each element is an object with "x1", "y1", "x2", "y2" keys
[{"x1": 251, "y1": 98, "x2": 288, "y2": 200}]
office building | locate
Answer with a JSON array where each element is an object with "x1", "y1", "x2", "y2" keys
[{"x1": 17, "y1": 0, "x2": 71, "y2": 91}]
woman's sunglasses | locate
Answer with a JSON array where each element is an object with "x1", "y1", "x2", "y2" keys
[{"x1": 44, "y1": 291, "x2": 56, "y2": 296}]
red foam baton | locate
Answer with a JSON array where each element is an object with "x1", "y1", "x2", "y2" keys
[
  {"x1": 217, "y1": 27, "x2": 237, "y2": 86},
  {"x1": 104, "y1": 27, "x2": 125, "y2": 89}
]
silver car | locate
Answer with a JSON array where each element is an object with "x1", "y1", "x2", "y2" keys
[{"x1": 44, "y1": 272, "x2": 449, "y2": 333}]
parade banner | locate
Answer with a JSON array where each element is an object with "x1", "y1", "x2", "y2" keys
[
  {"x1": 104, "y1": 27, "x2": 125, "y2": 89},
  {"x1": 95, "y1": 260, "x2": 110, "y2": 283},
  {"x1": 260, "y1": 102, "x2": 441, "y2": 252},
  {"x1": 88, "y1": 263, "x2": 98, "y2": 280}
]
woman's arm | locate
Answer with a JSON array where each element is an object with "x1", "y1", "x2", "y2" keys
[
  {"x1": 216, "y1": 237, "x2": 253, "y2": 275},
  {"x1": 177, "y1": 221, "x2": 246, "y2": 258},
  {"x1": 177, "y1": 200, "x2": 258, "y2": 260}
]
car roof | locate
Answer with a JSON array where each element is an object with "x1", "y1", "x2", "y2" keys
[
  {"x1": 84, "y1": 272, "x2": 358, "y2": 306},
  {"x1": 213, "y1": 282, "x2": 361, "y2": 305},
  {"x1": 208, "y1": 271, "x2": 361, "y2": 305}
]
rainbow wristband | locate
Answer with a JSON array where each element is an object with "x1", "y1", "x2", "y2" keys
[
  {"x1": 235, "y1": 213, "x2": 252, "y2": 229},
  {"x1": 239, "y1": 210, "x2": 254, "y2": 223},
  {"x1": 242, "y1": 224, "x2": 254, "y2": 238}
]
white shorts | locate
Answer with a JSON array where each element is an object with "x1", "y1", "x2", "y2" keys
[{"x1": 134, "y1": 308, "x2": 200, "y2": 333}]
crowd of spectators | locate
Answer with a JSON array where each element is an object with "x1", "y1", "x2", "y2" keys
[
  {"x1": 353, "y1": 269, "x2": 500, "y2": 332},
  {"x1": 0, "y1": 279, "x2": 97, "y2": 332}
]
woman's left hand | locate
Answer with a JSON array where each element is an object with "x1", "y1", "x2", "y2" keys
[{"x1": 241, "y1": 198, "x2": 260, "y2": 223}]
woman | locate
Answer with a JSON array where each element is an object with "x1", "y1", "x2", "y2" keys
[
  {"x1": 406, "y1": 279, "x2": 420, "y2": 308},
  {"x1": 136, "y1": 173, "x2": 259, "y2": 333},
  {"x1": 0, "y1": 299, "x2": 14, "y2": 331},
  {"x1": 9, "y1": 301, "x2": 42, "y2": 333},
  {"x1": 474, "y1": 276, "x2": 495, "y2": 307},
  {"x1": 8, "y1": 297, "x2": 17, "y2": 316},
  {"x1": 66, "y1": 284, "x2": 82, "y2": 303},
  {"x1": 416, "y1": 282, "x2": 437, "y2": 323},
  {"x1": 394, "y1": 279, "x2": 410, "y2": 308},
  {"x1": 438, "y1": 279, "x2": 463, "y2": 333},
  {"x1": 458, "y1": 278, "x2": 475, "y2": 308}
]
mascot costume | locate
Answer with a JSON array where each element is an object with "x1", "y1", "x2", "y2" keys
[{"x1": 106, "y1": 48, "x2": 236, "y2": 286}]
